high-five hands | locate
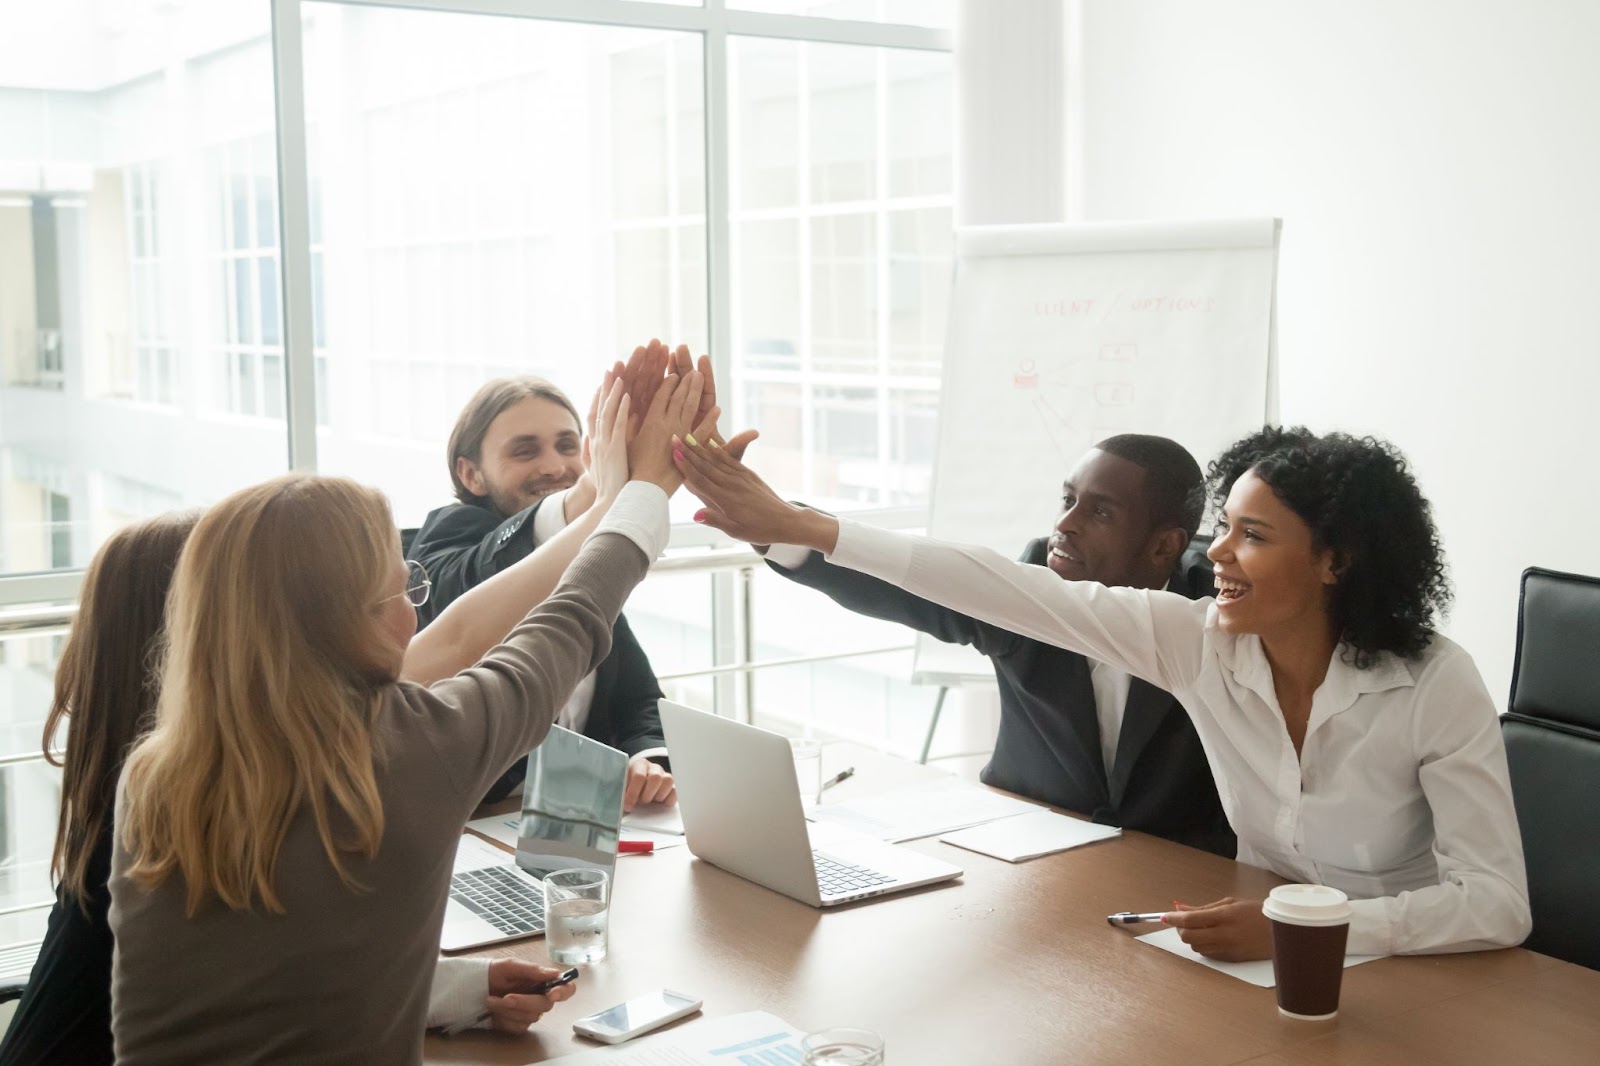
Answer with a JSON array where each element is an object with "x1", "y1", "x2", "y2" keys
[
  {"x1": 671, "y1": 433, "x2": 837, "y2": 554},
  {"x1": 605, "y1": 339, "x2": 757, "y2": 494}
]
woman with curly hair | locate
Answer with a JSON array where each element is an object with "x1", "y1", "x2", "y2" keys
[{"x1": 672, "y1": 425, "x2": 1530, "y2": 962}]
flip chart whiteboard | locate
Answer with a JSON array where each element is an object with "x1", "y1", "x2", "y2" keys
[{"x1": 913, "y1": 219, "x2": 1280, "y2": 685}]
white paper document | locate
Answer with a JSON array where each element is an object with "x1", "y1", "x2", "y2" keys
[
  {"x1": 465, "y1": 812, "x2": 683, "y2": 851},
  {"x1": 1135, "y1": 926, "x2": 1384, "y2": 988},
  {"x1": 623, "y1": 803, "x2": 685, "y2": 835},
  {"x1": 940, "y1": 809, "x2": 1120, "y2": 862},
  {"x1": 543, "y1": 1009, "x2": 806, "y2": 1064},
  {"x1": 807, "y1": 778, "x2": 1044, "y2": 843}
]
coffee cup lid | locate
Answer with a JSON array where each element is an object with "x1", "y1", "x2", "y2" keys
[{"x1": 1261, "y1": 883, "x2": 1351, "y2": 926}]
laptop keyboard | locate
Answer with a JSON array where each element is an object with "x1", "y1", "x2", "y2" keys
[
  {"x1": 450, "y1": 866, "x2": 546, "y2": 936},
  {"x1": 813, "y1": 852, "x2": 895, "y2": 898}
]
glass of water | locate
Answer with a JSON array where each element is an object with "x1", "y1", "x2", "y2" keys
[
  {"x1": 790, "y1": 737, "x2": 823, "y2": 805},
  {"x1": 543, "y1": 868, "x2": 610, "y2": 965},
  {"x1": 800, "y1": 1027, "x2": 884, "y2": 1065}
]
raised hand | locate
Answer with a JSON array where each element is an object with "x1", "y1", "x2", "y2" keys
[
  {"x1": 672, "y1": 433, "x2": 836, "y2": 552},
  {"x1": 587, "y1": 375, "x2": 631, "y2": 503},
  {"x1": 670, "y1": 345, "x2": 719, "y2": 434},
  {"x1": 566, "y1": 368, "x2": 622, "y2": 520},
  {"x1": 629, "y1": 370, "x2": 703, "y2": 493},
  {"x1": 619, "y1": 340, "x2": 671, "y2": 431}
]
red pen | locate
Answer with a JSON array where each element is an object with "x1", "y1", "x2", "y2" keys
[{"x1": 618, "y1": 839, "x2": 655, "y2": 854}]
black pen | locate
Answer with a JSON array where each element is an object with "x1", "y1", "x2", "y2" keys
[
  {"x1": 1106, "y1": 911, "x2": 1168, "y2": 926},
  {"x1": 441, "y1": 966, "x2": 579, "y2": 1035},
  {"x1": 819, "y1": 766, "x2": 856, "y2": 793}
]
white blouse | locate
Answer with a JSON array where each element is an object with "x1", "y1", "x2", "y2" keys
[{"x1": 825, "y1": 520, "x2": 1531, "y2": 956}]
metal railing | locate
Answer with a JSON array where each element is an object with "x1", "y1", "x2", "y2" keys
[
  {"x1": 0, "y1": 546, "x2": 964, "y2": 924},
  {"x1": 0, "y1": 548, "x2": 916, "y2": 771}
]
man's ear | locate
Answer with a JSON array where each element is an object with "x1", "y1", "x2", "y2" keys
[
  {"x1": 1150, "y1": 527, "x2": 1188, "y2": 569},
  {"x1": 455, "y1": 455, "x2": 487, "y2": 498}
]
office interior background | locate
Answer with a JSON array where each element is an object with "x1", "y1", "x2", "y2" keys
[{"x1": 0, "y1": 0, "x2": 1595, "y2": 957}]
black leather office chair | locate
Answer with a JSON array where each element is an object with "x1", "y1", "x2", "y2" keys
[
  {"x1": 1178, "y1": 532, "x2": 1215, "y2": 598},
  {"x1": 1502, "y1": 566, "x2": 1600, "y2": 971}
]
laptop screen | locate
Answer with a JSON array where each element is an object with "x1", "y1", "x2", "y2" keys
[{"x1": 515, "y1": 725, "x2": 627, "y2": 880}]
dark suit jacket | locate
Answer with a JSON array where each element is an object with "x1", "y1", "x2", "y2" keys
[
  {"x1": 407, "y1": 499, "x2": 666, "y2": 802},
  {"x1": 772, "y1": 539, "x2": 1235, "y2": 857}
]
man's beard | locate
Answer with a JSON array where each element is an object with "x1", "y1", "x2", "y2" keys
[{"x1": 486, "y1": 477, "x2": 575, "y2": 518}]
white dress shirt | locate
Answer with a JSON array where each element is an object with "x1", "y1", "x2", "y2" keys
[
  {"x1": 767, "y1": 542, "x2": 1131, "y2": 778},
  {"x1": 826, "y1": 520, "x2": 1531, "y2": 956},
  {"x1": 1089, "y1": 660, "x2": 1130, "y2": 775}
]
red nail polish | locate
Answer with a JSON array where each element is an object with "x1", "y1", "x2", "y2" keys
[
  {"x1": 693, "y1": 510, "x2": 707, "y2": 523},
  {"x1": 673, "y1": 448, "x2": 685, "y2": 463}
]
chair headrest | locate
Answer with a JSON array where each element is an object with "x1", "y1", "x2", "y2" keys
[
  {"x1": 1179, "y1": 533, "x2": 1215, "y2": 600},
  {"x1": 1509, "y1": 567, "x2": 1600, "y2": 733}
]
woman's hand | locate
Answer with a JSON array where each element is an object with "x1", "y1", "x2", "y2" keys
[
  {"x1": 1164, "y1": 897, "x2": 1273, "y2": 962},
  {"x1": 672, "y1": 434, "x2": 837, "y2": 552},
  {"x1": 620, "y1": 340, "x2": 672, "y2": 431},
  {"x1": 483, "y1": 959, "x2": 578, "y2": 1033},
  {"x1": 587, "y1": 375, "x2": 630, "y2": 503},
  {"x1": 628, "y1": 370, "x2": 703, "y2": 493},
  {"x1": 670, "y1": 344, "x2": 719, "y2": 434}
]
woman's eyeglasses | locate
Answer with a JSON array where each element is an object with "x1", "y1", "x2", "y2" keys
[{"x1": 378, "y1": 560, "x2": 431, "y2": 608}]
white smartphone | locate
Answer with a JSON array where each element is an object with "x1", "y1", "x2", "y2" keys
[{"x1": 571, "y1": 988, "x2": 703, "y2": 1045}]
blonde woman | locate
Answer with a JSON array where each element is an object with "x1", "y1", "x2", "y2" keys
[
  {"x1": 0, "y1": 510, "x2": 586, "y2": 1066},
  {"x1": 109, "y1": 371, "x2": 701, "y2": 1064}
]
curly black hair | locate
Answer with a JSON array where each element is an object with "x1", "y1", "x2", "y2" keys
[{"x1": 1207, "y1": 426, "x2": 1452, "y2": 667}]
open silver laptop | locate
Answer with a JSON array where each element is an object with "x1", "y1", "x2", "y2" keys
[
  {"x1": 659, "y1": 701, "x2": 962, "y2": 908},
  {"x1": 441, "y1": 726, "x2": 626, "y2": 951}
]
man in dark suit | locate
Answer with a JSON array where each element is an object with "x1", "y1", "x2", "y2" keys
[
  {"x1": 763, "y1": 435, "x2": 1234, "y2": 856},
  {"x1": 407, "y1": 374, "x2": 675, "y2": 811}
]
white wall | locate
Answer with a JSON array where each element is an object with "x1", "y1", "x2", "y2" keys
[{"x1": 1065, "y1": 0, "x2": 1600, "y2": 699}]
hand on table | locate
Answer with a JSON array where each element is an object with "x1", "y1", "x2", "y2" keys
[
  {"x1": 624, "y1": 755, "x2": 676, "y2": 812},
  {"x1": 1164, "y1": 897, "x2": 1273, "y2": 962},
  {"x1": 483, "y1": 959, "x2": 579, "y2": 1033}
]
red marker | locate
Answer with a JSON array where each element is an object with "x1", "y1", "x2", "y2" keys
[{"x1": 618, "y1": 839, "x2": 655, "y2": 854}]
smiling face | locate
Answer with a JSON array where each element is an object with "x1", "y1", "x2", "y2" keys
[
  {"x1": 1046, "y1": 449, "x2": 1176, "y2": 590},
  {"x1": 455, "y1": 396, "x2": 584, "y2": 518},
  {"x1": 1206, "y1": 469, "x2": 1339, "y2": 641}
]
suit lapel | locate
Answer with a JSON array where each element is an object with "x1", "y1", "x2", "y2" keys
[
  {"x1": 1057, "y1": 656, "x2": 1108, "y2": 795},
  {"x1": 1106, "y1": 677, "x2": 1170, "y2": 806},
  {"x1": 1106, "y1": 573, "x2": 1192, "y2": 805}
]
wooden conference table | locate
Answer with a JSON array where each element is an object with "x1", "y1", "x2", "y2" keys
[{"x1": 425, "y1": 744, "x2": 1600, "y2": 1065}]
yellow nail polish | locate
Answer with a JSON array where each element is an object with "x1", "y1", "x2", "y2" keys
[
  {"x1": 709, "y1": 438, "x2": 721, "y2": 448},
  {"x1": 685, "y1": 434, "x2": 698, "y2": 447}
]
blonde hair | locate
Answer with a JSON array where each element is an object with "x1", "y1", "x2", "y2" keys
[{"x1": 120, "y1": 474, "x2": 401, "y2": 915}]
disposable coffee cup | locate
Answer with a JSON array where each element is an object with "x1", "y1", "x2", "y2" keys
[{"x1": 1262, "y1": 884, "x2": 1351, "y2": 1021}]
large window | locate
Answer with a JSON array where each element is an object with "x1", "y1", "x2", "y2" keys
[
  {"x1": 730, "y1": 37, "x2": 952, "y2": 509},
  {"x1": 301, "y1": 4, "x2": 711, "y2": 523},
  {"x1": 0, "y1": 0, "x2": 950, "y2": 574},
  {"x1": 0, "y1": 0, "x2": 955, "y2": 939}
]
